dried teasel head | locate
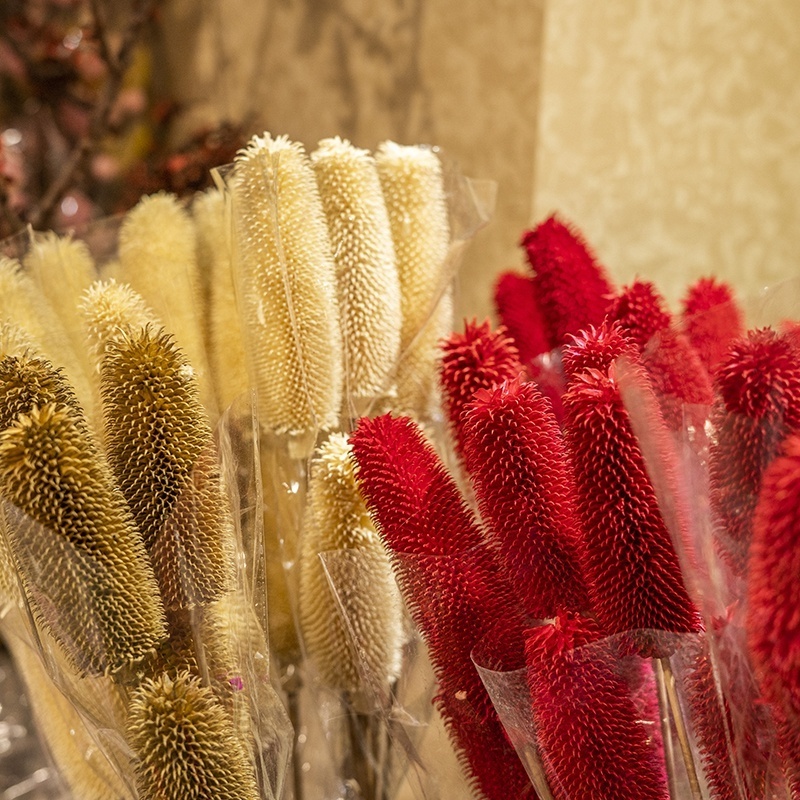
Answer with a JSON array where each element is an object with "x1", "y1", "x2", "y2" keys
[
  {"x1": 493, "y1": 270, "x2": 550, "y2": 366},
  {"x1": 0, "y1": 403, "x2": 166, "y2": 678},
  {"x1": 312, "y1": 137, "x2": 402, "y2": 415},
  {"x1": 232, "y1": 133, "x2": 342, "y2": 450},
  {"x1": 520, "y1": 214, "x2": 614, "y2": 349},
  {"x1": 100, "y1": 325, "x2": 234, "y2": 611},
  {"x1": 376, "y1": 141, "x2": 451, "y2": 419},
  {"x1": 127, "y1": 670, "x2": 259, "y2": 800},
  {"x1": 298, "y1": 432, "x2": 403, "y2": 695},
  {"x1": 562, "y1": 320, "x2": 637, "y2": 381}
]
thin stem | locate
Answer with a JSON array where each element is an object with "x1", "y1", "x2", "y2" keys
[{"x1": 285, "y1": 683, "x2": 305, "y2": 800}]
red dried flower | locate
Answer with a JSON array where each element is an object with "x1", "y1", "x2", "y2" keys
[
  {"x1": 461, "y1": 377, "x2": 589, "y2": 618},
  {"x1": 562, "y1": 366, "x2": 702, "y2": 657},
  {"x1": 520, "y1": 215, "x2": 613, "y2": 349},
  {"x1": 350, "y1": 414, "x2": 535, "y2": 799},
  {"x1": 493, "y1": 270, "x2": 550, "y2": 365},
  {"x1": 710, "y1": 329, "x2": 800, "y2": 574},
  {"x1": 439, "y1": 319, "x2": 522, "y2": 461},
  {"x1": 562, "y1": 320, "x2": 637, "y2": 382},
  {"x1": 609, "y1": 280, "x2": 713, "y2": 430},
  {"x1": 525, "y1": 611, "x2": 669, "y2": 800},
  {"x1": 681, "y1": 277, "x2": 744, "y2": 376}
]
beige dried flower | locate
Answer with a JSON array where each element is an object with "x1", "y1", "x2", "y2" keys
[
  {"x1": 127, "y1": 670, "x2": 260, "y2": 800},
  {"x1": 375, "y1": 142, "x2": 451, "y2": 419},
  {"x1": 232, "y1": 133, "x2": 342, "y2": 451},
  {"x1": 311, "y1": 137, "x2": 401, "y2": 416},
  {"x1": 0, "y1": 403, "x2": 166, "y2": 678},
  {"x1": 299, "y1": 432, "x2": 403, "y2": 695}
]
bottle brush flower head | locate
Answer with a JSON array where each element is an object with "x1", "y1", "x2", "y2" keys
[
  {"x1": 298, "y1": 432, "x2": 403, "y2": 696},
  {"x1": 375, "y1": 141, "x2": 451, "y2": 419},
  {"x1": 350, "y1": 413, "x2": 535, "y2": 800},
  {"x1": 492, "y1": 270, "x2": 550, "y2": 366},
  {"x1": 562, "y1": 362, "x2": 702, "y2": 657},
  {"x1": 0, "y1": 402, "x2": 166, "y2": 679},
  {"x1": 100, "y1": 325, "x2": 233, "y2": 611},
  {"x1": 520, "y1": 214, "x2": 614, "y2": 349},
  {"x1": 232, "y1": 132, "x2": 342, "y2": 447},
  {"x1": 439, "y1": 318, "x2": 522, "y2": 461},
  {"x1": 311, "y1": 137, "x2": 402, "y2": 415},
  {"x1": 680, "y1": 276, "x2": 744, "y2": 376},
  {"x1": 460, "y1": 376, "x2": 590, "y2": 619},
  {"x1": 525, "y1": 611, "x2": 669, "y2": 800},
  {"x1": 710, "y1": 328, "x2": 800, "y2": 574},
  {"x1": 127, "y1": 669, "x2": 260, "y2": 800},
  {"x1": 562, "y1": 319, "x2": 637, "y2": 382}
]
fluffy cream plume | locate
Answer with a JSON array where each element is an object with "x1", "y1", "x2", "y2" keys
[
  {"x1": 0, "y1": 321, "x2": 37, "y2": 360},
  {"x1": 231, "y1": 133, "x2": 342, "y2": 451},
  {"x1": 100, "y1": 326, "x2": 234, "y2": 612},
  {"x1": 192, "y1": 188, "x2": 249, "y2": 412},
  {"x1": 3, "y1": 630, "x2": 129, "y2": 800},
  {"x1": 24, "y1": 232, "x2": 96, "y2": 377},
  {"x1": 375, "y1": 142, "x2": 451, "y2": 419},
  {"x1": 127, "y1": 670, "x2": 260, "y2": 800},
  {"x1": 311, "y1": 137, "x2": 401, "y2": 416},
  {"x1": 117, "y1": 192, "x2": 216, "y2": 417},
  {"x1": 299, "y1": 433, "x2": 403, "y2": 695},
  {"x1": 0, "y1": 256, "x2": 93, "y2": 417},
  {"x1": 80, "y1": 279, "x2": 159, "y2": 368},
  {"x1": 0, "y1": 403, "x2": 166, "y2": 679}
]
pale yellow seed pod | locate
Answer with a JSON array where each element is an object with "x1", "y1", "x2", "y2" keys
[
  {"x1": 232, "y1": 133, "x2": 342, "y2": 452},
  {"x1": 192, "y1": 188, "x2": 249, "y2": 412},
  {"x1": 127, "y1": 670, "x2": 260, "y2": 800},
  {"x1": 0, "y1": 256, "x2": 94, "y2": 418},
  {"x1": 0, "y1": 321, "x2": 37, "y2": 360},
  {"x1": 0, "y1": 403, "x2": 166, "y2": 679},
  {"x1": 24, "y1": 232, "x2": 96, "y2": 377},
  {"x1": 4, "y1": 631, "x2": 130, "y2": 800},
  {"x1": 299, "y1": 433, "x2": 403, "y2": 695},
  {"x1": 311, "y1": 137, "x2": 401, "y2": 417},
  {"x1": 117, "y1": 192, "x2": 217, "y2": 417},
  {"x1": 375, "y1": 142, "x2": 451, "y2": 419}
]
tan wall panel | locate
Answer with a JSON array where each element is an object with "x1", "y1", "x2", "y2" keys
[{"x1": 535, "y1": 0, "x2": 800, "y2": 311}]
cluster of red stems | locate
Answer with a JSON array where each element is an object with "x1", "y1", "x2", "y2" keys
[{"x1": 350, "y1": 216, "x2": 800, "y2": 800}]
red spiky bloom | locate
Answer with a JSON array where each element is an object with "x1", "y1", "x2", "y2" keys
[
  {"x1": 520, "y1": 215, "x2": 614, "y2": 349},
  {"x1": 747, "y1": 434, "x2": 800, "y2": 792},
  {"x1": 493, "y1": 271, "x2": 550, "y2": 365},
  {"x1": 562, "y1": 366, "x2": 702, "y2": 657},
  {"x1": 562, "y1": 320, "x2": 637, "y2": 382},
  {"x1": 609, "y1": 280, "x2": 713, "y2": 430},
  {"x1": 710, "y1": 329, "x2": 800, "y2": 574},
  {"x1": 350, "y1": 414, "x2": 535, "y2": 800},
  {"x1": 461, "y1": 377, "x2": 589, "y2": 619},
  {"x1": 439, "y1": 319, "x2": 523, "y2": 461},
  {"x1": 681, "y1": 277, "x2": 744, "y2": 375},
  {"x1": 525, "y1": 612, "x2": 668, "y2": 800}
]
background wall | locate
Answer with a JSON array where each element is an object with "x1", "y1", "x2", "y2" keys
[{"x1": 535, "y1": 0, "x2": 800, "y2": 312}]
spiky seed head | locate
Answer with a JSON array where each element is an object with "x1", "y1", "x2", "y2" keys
[
  {"x1": 608, "y1": 280, "x2": 672, "y2": 350},
  {"x1": 562, "y1": 320, "x2": 637, "y2": 381},
  {"x1": 80, "y1": 279, "x2": 159, "y2": 368},
  {"x1": 0, "y1": 403, "x2": 166, "y2": 678},
  {"x1": 117, "y1": 192, "x2": 216, "y2": 416},
  {"x1": 0, "y1": 322, "x2": 37, "y2": 360},
  {"x1": 127, "y1": 670, "x2": 260, "y2": 800},
  {"x1": 101, "y1": 326, "x2": 233, "y2": 610},
  {"x1": 439, "y1": 319, "x2": 522, "y2": 459},
  {"x1": 493, "y1": 270, "x2": 550, "y2": 365},
  {"x1": 192, "y1": 189, "x2": 250, "y2": 411},
  {"x1": 299, "y1": 433, "x2": 403, "y2": 694},
  {"x1": 311, "y1": 137, "x2": 402, "y2": 413},
  {"x1": 520, "y1": 215, "x2": 613, "y2": 349},
  {"x1": 232, "y1": 133, "x2": 343, "y2": 443},
  {"x1": 375, "y1": 141, "x2": 451, "y2": 419}
]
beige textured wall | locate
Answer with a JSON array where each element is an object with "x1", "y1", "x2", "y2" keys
[
  {"x1": 158, "y1": 0, "x2": 544, "y2": 322},
  {"x1": 534, "y1": 0, "x2": 800, "y2": 312}
]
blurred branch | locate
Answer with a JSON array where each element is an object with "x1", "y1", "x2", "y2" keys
[{"x1": 28, "y1": 0, "x2": 159, "y2": 229}]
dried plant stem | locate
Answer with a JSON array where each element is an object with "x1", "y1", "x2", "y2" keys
[
  {"x1": 28, "y1": 0, "x2": 159, "y2": 229},
  {"x1": 657, "y1": 657, "x2": 703, "y2": 800},
  {"x1": 284, "y1": 674, "x2": 304, "y2": 800}
]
